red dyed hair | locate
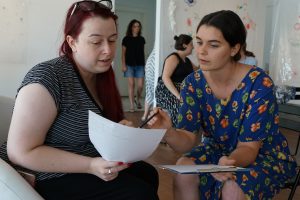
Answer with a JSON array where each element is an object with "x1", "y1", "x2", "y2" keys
[{"x1": 59, "y1": 1, "x2": 124, "y2": 122}]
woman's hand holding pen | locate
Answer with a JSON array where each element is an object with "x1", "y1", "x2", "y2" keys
[
  {"x1": 147, "y1": 108, "x2": 172, "y2": 130},
  {"x1": 88, "y1": 157, "x2": 130, "y2": 182}
]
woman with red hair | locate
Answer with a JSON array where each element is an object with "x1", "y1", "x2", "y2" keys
[{"x1": 1, "y1": 1, "x2": 159, "y2": 199}]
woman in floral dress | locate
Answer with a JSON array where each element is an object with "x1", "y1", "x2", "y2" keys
[{"x1": 148, "y1": 10, "x2": 297, "y2": 200}]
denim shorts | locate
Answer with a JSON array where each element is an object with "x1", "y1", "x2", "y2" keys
[{"x1": 124, "y1": 65, "x2": 145, "y2": 78}]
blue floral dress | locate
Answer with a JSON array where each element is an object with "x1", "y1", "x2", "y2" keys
[{"x1": 177, "y1": 67, "x2": 297, "y2": 200}]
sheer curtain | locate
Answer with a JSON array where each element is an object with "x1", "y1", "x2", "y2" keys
[{"x1": 270, "y1": 0, "x2": 300, "y2": 87}]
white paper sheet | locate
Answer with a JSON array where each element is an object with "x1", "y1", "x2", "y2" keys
[
  {"x1": 158, "y1": 165, "x2": 250, "y2": 174},
  {"x1": 88, "y1": 111, "x2": 166, "y2": 163}
]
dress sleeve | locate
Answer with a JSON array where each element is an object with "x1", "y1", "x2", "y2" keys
[
  {"x1": 176, "y1": 72, "x2": 202, "y2": 134},
  {"x1": 18, "y1": 62, "x2": 61, "y2": 109},
  {"x1": 238, "y1": 73, "x2": 277, "y2": 142}
]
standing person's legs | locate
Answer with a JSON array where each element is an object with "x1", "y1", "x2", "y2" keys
[
  {"x1": 136, "y1": 77, "x2": 144, "y2": 108},
  {"x1": 128, "y1": 77, "x2": 135, "y2": 111},
  {"x1": 134, "y1": 66, "x2": 145, "y2": 109},
  {"x1": 124, "y1": 66, "x2": 135, "y2": 112}
]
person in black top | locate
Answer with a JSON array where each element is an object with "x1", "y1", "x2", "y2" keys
[
  {"x1": 156, "y1": 34, "x2": 198, "y2": 125},
  {"x1": 122, "y1": 19, "x2": 146, "y2": 112}
]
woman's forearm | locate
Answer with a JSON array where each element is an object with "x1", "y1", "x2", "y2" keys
[
  {"x1": 164, "y1": 128, "x2": 197, "y2": 153},
  {"x1": 228, "y1": 145, "x2": 259, "y2": 167},
  {"x1": 9, "y1": 145, "x2": 93, "y2": 174},
  {"x1": 162, "y1": 77, "x2": 180, "y2": 99}
]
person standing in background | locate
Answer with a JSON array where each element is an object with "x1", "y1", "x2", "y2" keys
[
  {"x1": 122, "y1": 19, "x2": 146, "y2": 112},
  {"x1": 156, "y1": 34, "x2": 197, "y2": 126}
]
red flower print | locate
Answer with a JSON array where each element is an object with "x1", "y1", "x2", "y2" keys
[
  {"x1": 242, "y1": 174, "x2": 248, "y2": 182},
  {"x1": 246, "y1": 105, "x2": 252, "y2": 112},
  {"x1": 262, "y1": 77, "x2": 273, "y2": 87},
  {"x1": 206, "y1": 104, "x2": 212, "y2": 112},
  {"x1": 250, "y1": 170, "x2": 258, "y2": 178},
  {"x1": 209, "y1": 115, "x2": 215, "y2": 125},
  {"x1": 220, "y1": 118, "x2": 229, "y2": 128},
  {"x1": 249, "y1": 71, "x2": 260, "y2": 79},
  {"x1": 250, "y1": 90, "x2": 257, "y2": 99},
  {"x1": 186, "y1": 113, "x2": 193, "y2": 121},
  {"x1": 257, "y1": 104, "x2": 267, "y2": 114},
  {"x1": 188, "y1": 84, "x2": 194, "y2": 93},
  {"x1": 232, "y1": 101, "x2": 238, "y2": 108},
  {"x1": 251, "y1": 122, "x2": 260, "y2": 132},
  {"x1": 199, "y1": 155, "x2": 206, "y2": 162}
]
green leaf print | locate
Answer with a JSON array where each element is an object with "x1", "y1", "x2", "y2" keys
[
  {"x1": 177, "y1": 114, "x2": 183, "y2": 123},
  {"x1": 186, "y1": 96, "x2": 195, "y2": 106},
  {"x1": 266, "y1": 122, "x2": 271, "y2": 130},
  {"x1": 215, "y1": 104, "x2": 221, "y2": 118},
  {"x1": 200, "y1": 176, "x2": 207, "y2": 185},
  {"x1": 240, "y1": 125, "x2": 244, "y2": 134},
  {"x1": 265, "y1": 177, "x2": 271, "y2": 186},
  {"x1": 269, "y1": 103, "x2": 274, "y2": 114},
  {"x1": 242, "y1": 93, "x2": 249, "y2": 103},
  {"x1": 196, "y1": 88, "x2": 203, "y2": 98},
  {"x1": 233, "y1": 119, "x2": 239, "y2": 128}
]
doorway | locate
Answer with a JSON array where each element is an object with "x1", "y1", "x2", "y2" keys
[{"x1": 114, "y1": 0, "x2": 156, "y2": 99}]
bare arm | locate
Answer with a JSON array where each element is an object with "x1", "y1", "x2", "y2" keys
[
  {"x1": 162, "y1": 55, "x2": 180, "y2": 100},
  {"x1": 165, "y1": 128, "x2": 198, "y2": 153},
  {"x1": 7, "y1": 84, "x2": 128, "y2": 180},
  {"x1": 121, "y1": 46, "x2": 127, "y2": 72},
  {"x1": 228, "y1": 140, "x2": 261, "y2": 167},
  {"x1": 148, "y1": 108, "x2": 198, "y2": 153}
]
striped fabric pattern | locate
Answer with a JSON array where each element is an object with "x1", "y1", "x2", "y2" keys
[
  {"x1": 145, "y1": 48, "x2": 156, "y2": 106},
  {"x1": 1, "y1": 56, "x2": 102, "y2": 181}
]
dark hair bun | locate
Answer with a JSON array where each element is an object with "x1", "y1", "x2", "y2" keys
[{"x1": 174, "y1": 35, "x2": 179, "y2": 40}]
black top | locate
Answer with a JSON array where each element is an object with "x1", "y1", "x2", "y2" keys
[
  {"x1": 162, "y1": 52, "x2": 193, "y2": 83},
  {"x1": 122, "y1": 36, "x2": 145, "y2": 66}
]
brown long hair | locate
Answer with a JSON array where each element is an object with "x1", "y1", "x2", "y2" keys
[
  {"x1": 59, "y1": 1, "x2": 124, "y2": 122},
  {"x1": 126, "y1": 19, "x2": 142, "y2": 36}
]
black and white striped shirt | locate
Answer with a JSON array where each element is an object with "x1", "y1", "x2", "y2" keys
[{"x1": 4, "y1": 56, "x2": 103, "y2": 181}]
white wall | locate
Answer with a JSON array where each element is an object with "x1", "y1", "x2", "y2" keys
[
  {"x1": 157, "y1": 0, "x2": 270, "y2": 74},
  {"x1": 0, "y1": 0, "x2": 279, "y2": 98},
  {"x1": 0, "y1": 0, "x2": 77, "y2": 97}
]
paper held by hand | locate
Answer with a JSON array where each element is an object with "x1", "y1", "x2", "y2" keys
[
  {"x1": 88, "y1": 111, "x2": 166, "y2": 163},
  {"x1": 158, "y1": 164, "x2": 250, "y2": 174}
]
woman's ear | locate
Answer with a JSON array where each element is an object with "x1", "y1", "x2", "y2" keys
[
  {"x1": 66, "y1": 35, "x2": 77, "y2": 53},
  {"x1": 230, "y1": 43, "x2": 241, "y2": 57}
]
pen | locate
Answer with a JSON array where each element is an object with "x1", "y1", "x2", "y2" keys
[{"x1": 139, "y1": 110, "x2": 160, "y2": 128}]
